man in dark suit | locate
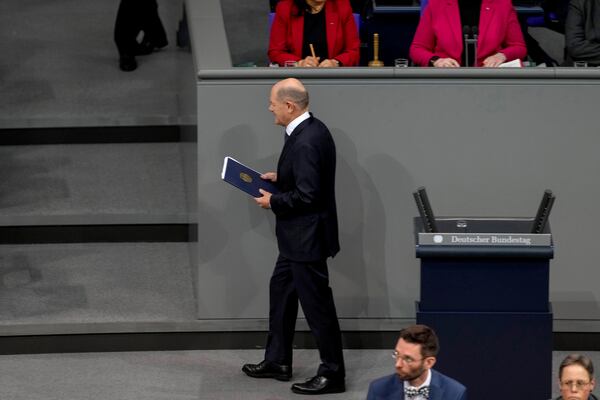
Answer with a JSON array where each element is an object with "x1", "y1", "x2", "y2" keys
[
  {"x1": 242, "y1": 78, "x2": 345, "y2": 395},
  {"x1": 367, "y1": 325, "x2": 467, "y2": 400}
]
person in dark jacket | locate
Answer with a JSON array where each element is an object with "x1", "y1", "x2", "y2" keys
[
  {"x1": 565, "y1": 0, "x2": 600, "y2": 65},
  {"x1": 367, "y1": 325, "x2": 467, "y2": 400},
  {"x1": 242, "y1": 78, "x2": 345, "y2": 395}
]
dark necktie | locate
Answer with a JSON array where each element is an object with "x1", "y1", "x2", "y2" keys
[{"x1": 404, "y1": 386, "x2": 430, "y2": 399}]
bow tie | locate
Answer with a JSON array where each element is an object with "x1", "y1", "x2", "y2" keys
[{"x1": 404, "y1": 386, "x2": 430, "y2": 399}]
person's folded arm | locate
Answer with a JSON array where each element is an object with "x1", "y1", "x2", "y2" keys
[
  {"x1": 409, "y1": 6, "x2": 438, "y2": 66},
  {"x1": 565, "y1": 0, "x2": 600, "y2": 61},
  {"x1": 268, "y1": 3, "x2": 301, "y2": 65},
  {"x1": 330, "y1": 9, "x2": 360, "y2": 66},
  {"x1": 496, "y1": 7, "x2": 527, "y2": 62}
]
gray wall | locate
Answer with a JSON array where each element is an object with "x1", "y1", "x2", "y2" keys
[{"x1": 188, "y1": 0, "x2": 600, "y2": 332}]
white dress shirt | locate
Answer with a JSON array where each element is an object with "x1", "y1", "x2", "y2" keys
[{"x1": 285, "y1": 111, "x2": 310, "y2": 136}]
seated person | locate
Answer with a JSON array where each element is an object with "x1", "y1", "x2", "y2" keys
[
  {"x1": 555, "y1": 354, "x2": 598, "y2": 400},
  {"x1": 366, "y1": 324, "x2": 467, "y2": 400},
  {"x1": 409, "y1": 0, "x2": 527, "y2": 67},
  {"x1": 268, "y1": 0, "x2": 360, "y2": 66},
  {"x1": 565, "y1": 0, "x2": 600, "y2": 66}
]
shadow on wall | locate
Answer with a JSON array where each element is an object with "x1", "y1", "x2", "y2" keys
[
  {"x1": 362, "y1": 152, "x2": 421, "y2": 317},
  {"x1": 333, "y1": 129, "x2": 377, "y2": 317},
  {"x1": 195, "y1": 123, "x2": 280, "y2": 318},
  {"x1": 333, "y1": 129, "x2": 409, "y2": 318},
  {"x1": 333, "y1": 126, "x2": 421, "y2": 318}
]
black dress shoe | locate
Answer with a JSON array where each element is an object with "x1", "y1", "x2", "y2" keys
[
  {"x1": 119, "y1": 55, "x2": 137, "y2": 71},
  {"x1": 135, "y1": 39, "x2": 168, "y2": 56},
  {"x1": 242, "y1": 360, "x2": 292, "y2": 381},
  {"x1": 291, "y1": 375, "x2": 345, "y2": 395}
]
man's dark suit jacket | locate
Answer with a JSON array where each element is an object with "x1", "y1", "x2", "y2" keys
[
  {"x1": 270, "y1": 115, "x2": 340, "y2": 262},
  {"x1": 565, "y1": 0, "x2": 600, "y2": 65},
  {"x1": 366, "y1": 369, "x2": 467, "y2": 400}
]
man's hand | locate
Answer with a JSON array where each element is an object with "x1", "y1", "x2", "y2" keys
[
  {"x1": 260, "y1": 172, "x2": 277, "y2": 182},
  {"x1": 255, "y1": 189, "x2": 272, "y2": 209}
]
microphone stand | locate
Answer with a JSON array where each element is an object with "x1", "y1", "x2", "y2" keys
[
  {"x1": 463, "y1": 25, "x2": 478, "y2": 67},
  {"x1": 472, "y1": 26, "x2": 478, "y2": 67},
  {"x1": 463, "y1": 25, "x2": 471, "y2": 67}
]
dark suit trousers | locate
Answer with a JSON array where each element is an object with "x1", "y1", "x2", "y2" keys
[
  {"x1": 114, "y1": 0, "x2": 167, "y2": 57},
  {"x1": 265, "y1": 255, "x2": 345, "y2": 379}
]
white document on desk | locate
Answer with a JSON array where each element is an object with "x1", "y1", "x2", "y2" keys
[{"x1": 499, "y1": 59, "x2": 523, "y2": 68}]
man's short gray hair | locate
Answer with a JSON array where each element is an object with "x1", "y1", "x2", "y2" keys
[{"x1": 276, "y1": 86, "x2": 309, "y2": 110}]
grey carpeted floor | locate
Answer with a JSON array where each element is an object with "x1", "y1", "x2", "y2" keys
[
  {"x1": 0, "y1": 0, "x2": 192, "y2": 129},
  {"x1": 0, "y1": 349, "x2": 596, "y2": 399},
  {"x1": 0, "y1": 243, "x2": 195, "y2": 325},
  {"x1": 0, "y1": 143, "x2": 187, "y2": 224}
]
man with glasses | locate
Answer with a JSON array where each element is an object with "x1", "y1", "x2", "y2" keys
[
  {"x1": 366, "y1": 324, "x2": 466, "y2": 400},
  {"x1": 555, "y1": 354, "x2": 597, "y2": 400}
]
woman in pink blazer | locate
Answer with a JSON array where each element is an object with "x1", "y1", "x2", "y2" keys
[
  {"x1": 268, "y1": 0, "x2": 360, "y2": 67},
  {"x1": 409, "y1": 0, "x2": 527, "y2": 67}
]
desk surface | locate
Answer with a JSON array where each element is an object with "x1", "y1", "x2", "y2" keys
[{"x1": 372, "y1": 0, "x2": 543, "y2": 14}]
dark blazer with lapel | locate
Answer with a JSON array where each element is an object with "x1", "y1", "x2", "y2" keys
[
  {"x1": 565, "y1": 0, "x2": 600, "y2": 65},
  {"x1": 270, "y1": 115, "x2": 340, "y2": 263},
  {"x1": 366, "y1": 370, "x2": 467, "y2": 400},
  {"x1": 409, "y1": 0, "x2": 526, "y2": 66},
  {"x1": 268, "y1": 0, "x2": 360, "y2": 66}
]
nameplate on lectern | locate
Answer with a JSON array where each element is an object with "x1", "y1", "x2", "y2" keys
[{"x1": 418, "y1": 232, "x2": 551, "y2": 246}]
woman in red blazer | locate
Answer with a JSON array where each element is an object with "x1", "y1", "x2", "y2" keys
[
  {"x1": 409, "y1": 0, "x2": 527, "y2": 67},
  {"x1": 268, "y1": 0, "x2": 360, "y2": 67}
]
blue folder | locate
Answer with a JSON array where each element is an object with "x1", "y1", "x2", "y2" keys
[{"x1": 221, "y1": 156, "x2": 279, "y2": 197}]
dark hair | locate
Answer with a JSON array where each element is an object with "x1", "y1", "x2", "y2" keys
[
  {"x1": 559, "y1": 354, "x2": 594, "y2": 380},
  {"x1": 398, "y1": 324, "x2": 439, "y2": 358}
]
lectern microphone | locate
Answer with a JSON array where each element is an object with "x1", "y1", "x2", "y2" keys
[
  {"x1": 531, "y1": 189, "x2": 555, "y2": 233},
  {"x1": 463, "y1": 25, "x2": 471, "y2": 38},
  {"x1": 413, "y1": 186, "x2": 438, "y2": 233}
]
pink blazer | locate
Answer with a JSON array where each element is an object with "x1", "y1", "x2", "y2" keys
[
  {"x1": 409, "y1": 0, "x2": 527, "y2": 66},
  {"x1": 268, "y1": 0, "x2": 360, "y2": 66}
]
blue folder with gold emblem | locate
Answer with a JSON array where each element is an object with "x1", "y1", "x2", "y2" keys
[{"x1": 221, "y1": 156, "x2": 279, "y2": 197}]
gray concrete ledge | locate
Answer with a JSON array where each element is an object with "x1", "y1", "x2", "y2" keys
[{"x1": 197, "y1": 67, "x2": 600, "y2": 81}]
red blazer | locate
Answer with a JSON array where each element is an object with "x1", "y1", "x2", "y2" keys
[
  {"x1": 409, "y1": 0, "x2": 527, "y2": 66},
  {"x1": 268, "y1": 0, "x2": 360, "y2": 66}
]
